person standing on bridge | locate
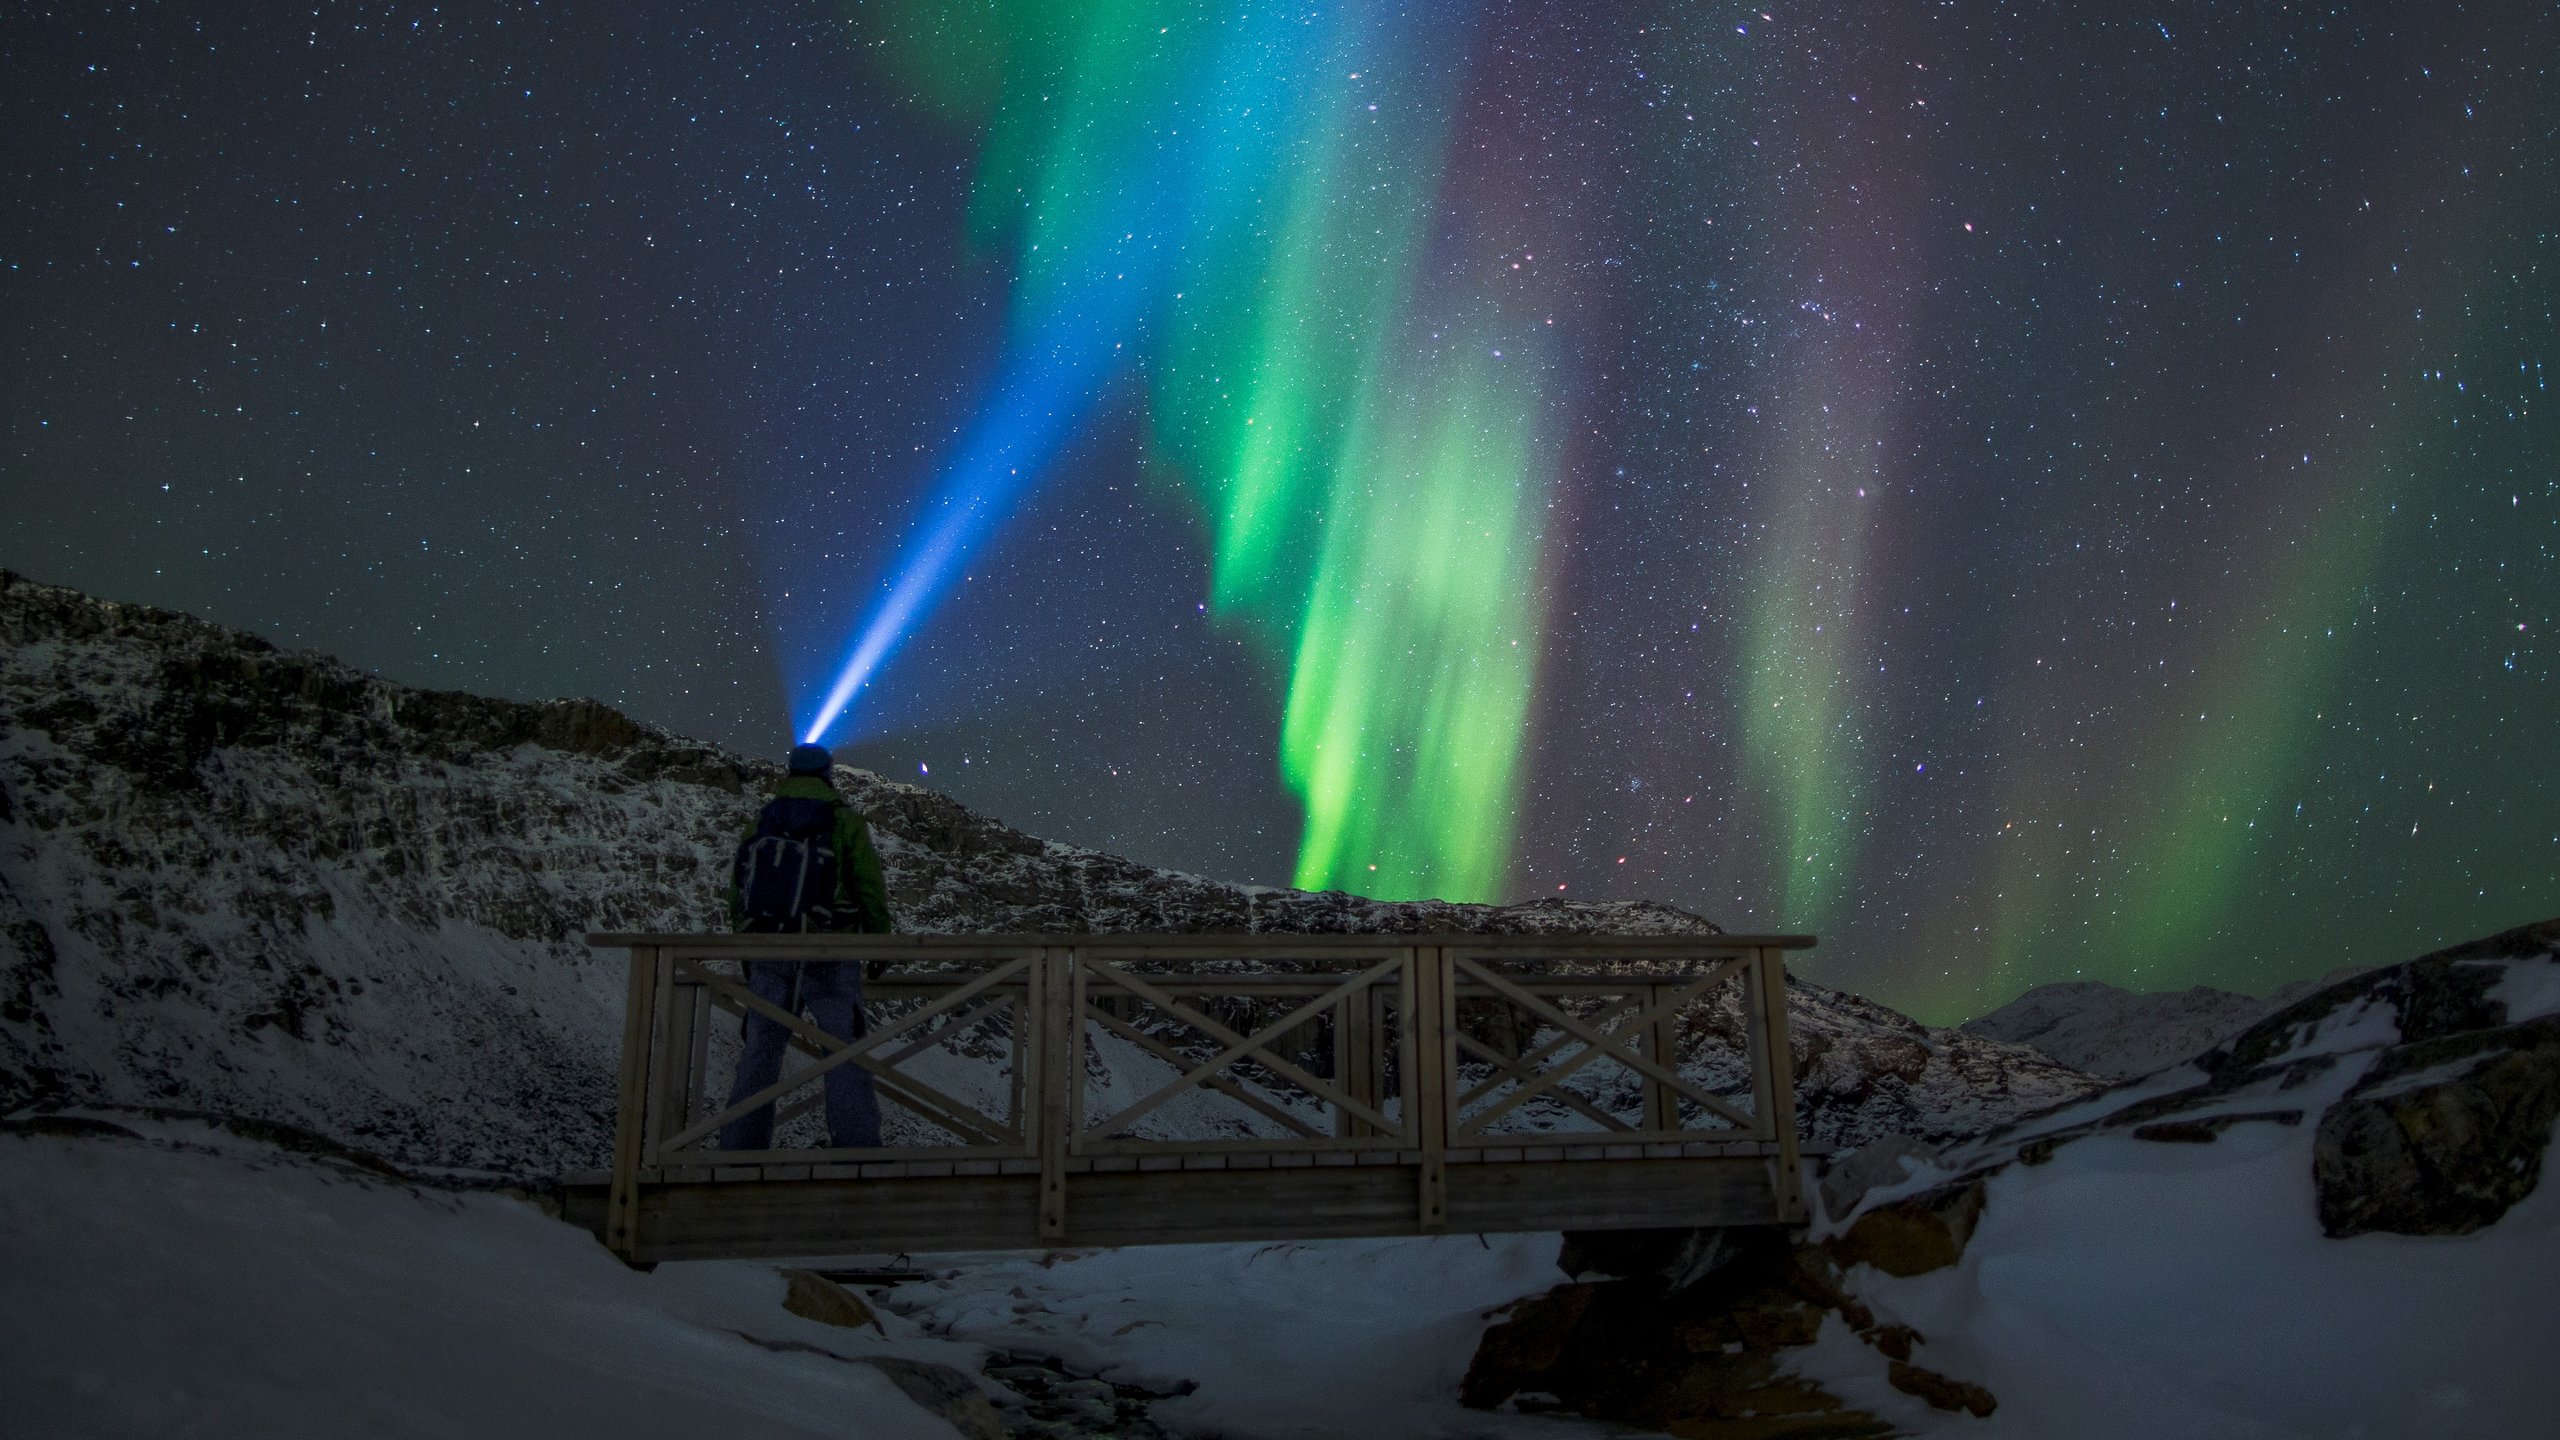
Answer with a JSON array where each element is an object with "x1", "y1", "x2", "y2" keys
[{"x1": 719, "y1": 742, "x2": 893, "y2": 1151}]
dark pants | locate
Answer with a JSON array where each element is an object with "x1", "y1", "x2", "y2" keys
[{"x1": 719, "y1": 959, "x2": 882, "y2": 1150}]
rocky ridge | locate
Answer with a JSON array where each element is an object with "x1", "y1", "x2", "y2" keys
[
  {"x1": 1959, "y1": 963, "x2": 2379, "y2": 1080},
  {"x1": 0, "y1": 572, "x2": 2100, "y2": 1175}
]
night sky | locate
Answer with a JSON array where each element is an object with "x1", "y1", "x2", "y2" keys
[{"x1": 5, "y1": 1, "x2": 2552, "y2": 1021}]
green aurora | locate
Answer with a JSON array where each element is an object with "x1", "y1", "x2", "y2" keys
[
  {"x1": 871, "y1": 0, "x2": 1557, "y2": 901},
  {"x1": 836, "y1": 2, "x2": 2551, "y2": 1020}
]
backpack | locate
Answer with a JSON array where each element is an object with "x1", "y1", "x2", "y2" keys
[{"x1": 733, "y1": 795, "x2": 841, "y2": 933}]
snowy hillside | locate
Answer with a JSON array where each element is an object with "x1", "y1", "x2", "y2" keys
[
  {"x1": 1961, "y1": 964, "x2": 2378, "y2": 1079},
  {"x1": 1805, "y1": 917, "x2": 2560, "y2": 1435},
  {"x1": 1959, "y1": 980, "x2": 2270, "y2": 1079},
  {"x1": 1, "y1": 572, "x2": 2097, "y2": 1175}
]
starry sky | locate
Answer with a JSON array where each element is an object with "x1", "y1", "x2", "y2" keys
[{"x1": 4, "y1": 1, "x2": 2552, "y2": 1022}]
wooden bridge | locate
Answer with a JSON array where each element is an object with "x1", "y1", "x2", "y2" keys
[{"x1": 565, "y1": 933, "x2": 1815, "y2": 1263}]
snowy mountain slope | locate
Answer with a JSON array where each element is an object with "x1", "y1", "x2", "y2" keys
[
  {"x1": 1959, "y1": 963, "x2": 2380, "y2": 1080},
  {"x1": 1959, "y1": 980, "x2": 2271, "y2": 1079},
  {"x1": 1794, "y1": 919, "x2": 2560, "y2": 1436},
  {"x1": 1, "y1": 572, "x2": 2097, "y2": 1175}
]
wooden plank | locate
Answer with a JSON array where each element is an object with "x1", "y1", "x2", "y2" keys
[
  {"x1": 630, "y1": 1175, "x2": 1044, "y2": 1259},
  {"x1": 1742, "y1": 953, "x2": 1776, "y2": 1143},
  {"x1": 1078, "y1": 1135, "x2": 1403, "y2": 1158},
  {"x1": 1645, "y1": 985, "x2": 1676, "y2": 1134},
  {"x1": 565, "y1": 1153, "x2": 1789, "y2": 1260},
  {"x1": 1414, "y1": 945, "x2": 1449, "y2": 1231},
  {"x1": 603, "y1": 945, "x2": 661, "y2": 1261},
  {"x1": 667, "y1": 1143, "x2": 1025, "y2": 1167},
  {"x1": 1756, "y1": 946, "x2": 1807, "y2": 1223},
  {"x1": 1037, "y1": 947, "x2": 1071, "y2": 1242},
  {"x1": 684, "y1": 982, "x2": 713, "y2": 1137},
  {"x1": 642, "y1": 961, "x2": 691, "y2": 1165},
  {"x1": 1445, "y1": 1156, "x2": 1781, "y2": 1233},
  {"x1": 1335, "y1": 983, "x2": 1368, "y2": 1140}
]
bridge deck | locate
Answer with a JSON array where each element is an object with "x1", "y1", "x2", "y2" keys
[{"x1": 574, "y1": 933, "x2": 1814, "y2": 1260}]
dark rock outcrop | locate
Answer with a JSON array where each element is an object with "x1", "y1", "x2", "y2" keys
[
  {"x1": 1464, "y1": 1235, "x2": 1894, "y2": 1437},
  {"x1": 1825, "y1": 1178, "x2": 1987, "y2": 1279},
  {"x1": 2315, "y1": 1012, "x2": 2560, "y2": 1236},
  {"x1": 1467, "y1": 1226, "x2": 1998, "y2": 1433}
]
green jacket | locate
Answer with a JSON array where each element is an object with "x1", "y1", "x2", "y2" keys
[{"x1": 729, "y1": 775, "x2": 894, "y2": 934}]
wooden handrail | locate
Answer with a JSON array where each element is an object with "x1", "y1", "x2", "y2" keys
[{"x1": 588, "y1": 932, "x2": 1811, "y2": 1260}]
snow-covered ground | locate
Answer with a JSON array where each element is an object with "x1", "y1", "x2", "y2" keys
[
  {"x1": 0, "y1": 1119, "x2": 973, "y2": 1440},
  {"x1": 1804, "y1": 1118, "x2": 2560, "y2": 1437},
  {"x1": 883, "y1": 1238, "x2": 1598, "y2": 1440},
  {"x1": 1794, "y1": 954, "x2": 2560, "y2": 1438},
  {"x1": 12, "y1": 957, "x2": 2559, "y2": 1439},
  {"x1": 0, "y1": 1117, "x2": 1627, "y2": 1440}
]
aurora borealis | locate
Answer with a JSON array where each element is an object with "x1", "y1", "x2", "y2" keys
[
  {"x1": 818, "y1": 1, "x2": 1565, "y2": 901},
  {"x1": 5, "y1": 1, "x2": 2552, "y2": 1021}
]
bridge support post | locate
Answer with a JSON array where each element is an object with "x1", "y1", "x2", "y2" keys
[
  {"x1": 605, "y1": 944, "x2": 661, "y2": 1262},
  {"x1": 1414, "y1": 945, "x2": 1450, "y2": 1231},
  {"x1": 1753, "y1": 946, "x2": 1806, "y2": 1224},
  {"x1": 1036, "y1": 947, "x2": 1075, "y2": 1243}
]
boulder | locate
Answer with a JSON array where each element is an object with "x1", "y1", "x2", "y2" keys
[
  {"x1": 2315, "y1": 1013, "x2": 2560, "y2": 1237},
  {"x1": 1825, "y1": 1178, "x2": 1986, "y2": 1278},
  {"x1": 779, "y1": 1268, "x2": 881, "y2": 1332},
  {"x1": 857, "y1": 1356, "x2": 1009, "y2": 1440},
  {"x1": 1887, "y1": 1359, "x2": 1997, "y2": 1417}
]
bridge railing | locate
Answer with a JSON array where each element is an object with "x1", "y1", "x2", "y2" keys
[{"x1": 585, "y1": 933, "x2": 1812, "y2": 1258}]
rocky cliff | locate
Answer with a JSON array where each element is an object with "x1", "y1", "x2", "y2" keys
[{"x1": 0, "y1": 572, "x2": 2101, "y2": 1175}]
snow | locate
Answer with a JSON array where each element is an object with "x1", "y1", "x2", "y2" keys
[
  {"x1": 1960, "y1": 979, "x2": 2269, "y2": 1080},
  {"x1": 1794, "y1": 989, "x2": 2560, "y2": 1438},
  {"x1": 2, "y1": 1116, "x2": 1649, "y2": 1440},
  {"x1": 881, "y1": 1234, "x2": 1606, "y2": 1440},
  {"x1": 1802, "y1": 1118, "x2": 2560, "y2": 1438},
  {"x1": 2485, "y1": 952, "x2": 2560, "y2": 1023},
  {"x1": 0, "y1": 1122, "x2": 972, "y2": 1440}
]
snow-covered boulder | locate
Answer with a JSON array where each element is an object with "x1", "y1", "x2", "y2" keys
[{"x1": 2289, "y1": 919, "x2": 2560, "y2": 1236}]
